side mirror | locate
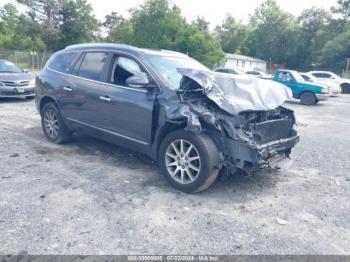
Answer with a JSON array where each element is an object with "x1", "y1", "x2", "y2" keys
[
  {"x1": 23, "y1": 69, "x2": 29, "y2": 73},
  {"x1": 125, "y1": 74, "x2": 149, "y2": 88}
]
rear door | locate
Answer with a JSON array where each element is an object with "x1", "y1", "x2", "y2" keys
[
  {"x1": 64, "y1": 51, "x2": 111, "y2": 128},
  {"x1": 46, "y1": 51, "x2": 82, "y2": 117}
]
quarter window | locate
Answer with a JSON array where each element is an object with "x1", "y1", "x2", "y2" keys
[
  {"x1": 49, "y1": 52, "x2": 80, "y2": 73},
  {"x1": 78, "y1": 52, "x2": 108, "y2": 81}
]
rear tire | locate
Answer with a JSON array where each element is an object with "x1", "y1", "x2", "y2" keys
[
  {"x1": 159, "y1": 130, "x2": 220, "y2": 193},
  {"x1": 41, "y1": 102, "x2": 71, "y2": 144},
  {"x1": 300, "y1": 92, "x2": 317, "y2": 106}
]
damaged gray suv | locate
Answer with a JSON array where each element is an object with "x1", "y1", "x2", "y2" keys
[{"x1": 36, "y1": 43, "x2": 299, "y2": 193}]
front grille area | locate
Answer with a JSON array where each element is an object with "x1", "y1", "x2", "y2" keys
[
  {"x1": 0, "y1": 81, "x2": 30, "y2": 87},
  {"x1": 252, "y1": 118, "x2": 292, "y2": 144}
]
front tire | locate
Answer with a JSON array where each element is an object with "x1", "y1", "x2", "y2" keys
[
  {"x1": 300, "y1": 92, "x2": 317, "y2": 106},
  {"x1": 159, "y1": 130, "x2": 220, "y2": 193},
  {"x1": 41, "y1": 102, "x2": 71, "y2": 144}
]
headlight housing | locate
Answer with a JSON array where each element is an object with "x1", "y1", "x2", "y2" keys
[
  {"x1": 321, "y1": 86, "x2": 330, "y2": 94},
  {"x1": 29, "y1": 79, "x2": 35, "y2": 86}
]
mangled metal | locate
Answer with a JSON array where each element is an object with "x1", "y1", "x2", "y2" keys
[
  {"x1": 163, "y1": 68, "x2": 299, "y2": 174},
  {"x1": 176, "y1": 68, "x2": 293, "y2": 115}
]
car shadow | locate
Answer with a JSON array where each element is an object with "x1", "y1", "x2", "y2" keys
[
  {"x1": 285, "y1": 100, "x2": 326, "y2": 107},
  {"x1": 0, "y1": 97, "x2": 34, "y2": 104},
  {"x1": 24, "y1": 126, "x2": 283, "y2": 197}
]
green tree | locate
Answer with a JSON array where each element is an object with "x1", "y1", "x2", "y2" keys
[
  {"x1": 59, "y1": 0, "x2": 99, "y2": 48},
  {"x1": 107, "y1": 20, "x2": 134, "y2": 44},
  {"x1": 109, "y1": 0, "x2": 224, "y2": 67},
  {"x1": 319, "y1": 29, "x2": 350, "y2": 72},
  {"x1": 242, "y1": 0, "x2": 301, "y2": 68},
  {"x1": 192, "y1": 16, "x2": 210, "y2": 32},
  {"x1": 214, "y1": 15, "x2": 248, "y2": 54},
  {"x1": 0, "y1": 3, "x2": 46, "y2": 50},
  {"x1": 297, "y1": 7, "x2": 332, "y2": 69},
  {"x1": 331, "y1": 0, "x2": 350, "y2": 21},
  {"x1": 103, "y1": 12, "x2": 124, "y2": 32}
]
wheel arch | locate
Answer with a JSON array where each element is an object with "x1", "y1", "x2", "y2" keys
[
  {"x1": 297, "y1": 90, "x2": 316, "y2": 99},
  {"x1": 39, "y1": 95, "x2": 60, "y2": 115},
  {"x1": 151, "y1": 119, "x2": 224, "y2": 161},
  {"x1": 340, "y1": 82, "x2": 350, "y2": 94},
  {"x1": 151, "y1": 121, "x2": 186, "y2": 160}
]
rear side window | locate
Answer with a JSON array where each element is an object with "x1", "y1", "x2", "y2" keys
[
  {"x1": 215, "y1": 69, "x2": 229, "y2": 73},
  {"x1": 78, "y1": 52, "x2": 108, "y2": 81},
  {"x1": 313, "y1": 73, "x2": 331, "y2": 78},
  {"x1": 48, "y1": 52, "x2": 80, "y2": 73}
]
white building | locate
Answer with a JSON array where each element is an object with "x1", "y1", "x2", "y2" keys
[{"x1": 223, "y1": 53, "x2": 267, "y2": 72}]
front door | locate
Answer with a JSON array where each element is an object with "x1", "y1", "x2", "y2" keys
[{"x1": 96, "y1": 54, "x2": 157, "y2": 146}]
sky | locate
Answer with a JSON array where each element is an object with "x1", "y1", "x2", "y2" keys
[
  {"x1": 2, "y1": 0, "x2": 338, "y2": 28},
  {"x1": 88, "y1": 0, "x2": 338, "y2": 27}
]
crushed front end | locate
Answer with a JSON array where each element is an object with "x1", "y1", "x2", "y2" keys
[
  {"x1": 172, "y1": 69, "x2": 300, "y2": 175},
  {"x1": 217, "y1": 107, "x2": 299, "y2": 174}
]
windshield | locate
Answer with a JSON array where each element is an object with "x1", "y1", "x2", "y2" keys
[
  {"x1": 145, "y1": 55, "x2": 209, "y2": 90},
  {"x1": 291, "y1": 71, "x2": 305, "y2": 82},
  {"x1": 0, "y1": 60, "x2": 24, "y2": 73}
]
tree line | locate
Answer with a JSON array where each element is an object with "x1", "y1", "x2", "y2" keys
[{"x1": 0, "y1": 0, "x2": 349, "y2": 72}]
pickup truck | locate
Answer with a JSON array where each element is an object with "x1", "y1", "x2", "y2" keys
[{"x1": 273, "y1": 69, "x2": 330, "y2": 105}]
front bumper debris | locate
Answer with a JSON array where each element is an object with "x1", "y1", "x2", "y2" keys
[{"x1": 224, "y1": 135, "x2": 299, "y2": 173}]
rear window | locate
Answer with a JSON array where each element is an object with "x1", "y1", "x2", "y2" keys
[
  {"x1": 48, "y1": 52, "x2": 80, "y2": 73},
  {"x1": 78, "y1": 52, "x2": 108, "y2": 81}
]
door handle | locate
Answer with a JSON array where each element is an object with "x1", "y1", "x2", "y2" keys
[
  {"x1": 63, "y1": 86, "x2": 72, "y2": 92},
  {"x1": 99, "y1": 96, "x2": 111, "y2": 102}
]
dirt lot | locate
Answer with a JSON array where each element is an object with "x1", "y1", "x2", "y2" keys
[{"x1": 0, "y1": 96, "x2": 349, "y2": 255}]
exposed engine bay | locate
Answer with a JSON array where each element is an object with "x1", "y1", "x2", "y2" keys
[{"x1": 164, "y1": 69, "x2": 299, "y2": 175}]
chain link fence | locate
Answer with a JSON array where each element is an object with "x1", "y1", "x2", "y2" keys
[{"x1": 0, "y1": 51, "x2": 52, "y2": 71}]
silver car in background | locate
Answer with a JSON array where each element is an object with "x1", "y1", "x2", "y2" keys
[{"x1": 0, "y1": 59, "x2": 36, "y2": 99}]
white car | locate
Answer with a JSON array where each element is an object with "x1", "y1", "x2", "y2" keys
[
  {"x1": 307, "y1": 71, "x2": 350, "y2": 94},
  {"x1": 245, "y1": 70, "x2": 273, "y2": 80},
  {"x1": 300, "y1": 72, "x2": 341, "y2": 96},
  {"x1": 214, "y1": 67, "x2": 245, "y2": 75}
]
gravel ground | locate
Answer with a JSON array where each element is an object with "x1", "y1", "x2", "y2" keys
[{"x1": 0, "y1": 96, "x2": 349, "y2": 255}]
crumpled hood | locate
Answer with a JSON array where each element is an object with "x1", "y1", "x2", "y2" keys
[{"x1": 177, "y1": 68, "x2": 293, "y2": 115}]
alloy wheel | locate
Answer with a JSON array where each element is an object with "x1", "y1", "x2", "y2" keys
[
  {"x1": 165, "y1": 139, "x2": 201, "y2": 184},
  {"x1": 44, "y1": 109, "x2": 60, "y2": 138}
]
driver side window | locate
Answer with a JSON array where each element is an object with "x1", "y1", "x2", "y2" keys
[
  {"x1": 110, "y1": 56, "x2": 147, "y2": 87},
  {"x1": 278, "y1": 72, "x2": 293, "y2": 82}
]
